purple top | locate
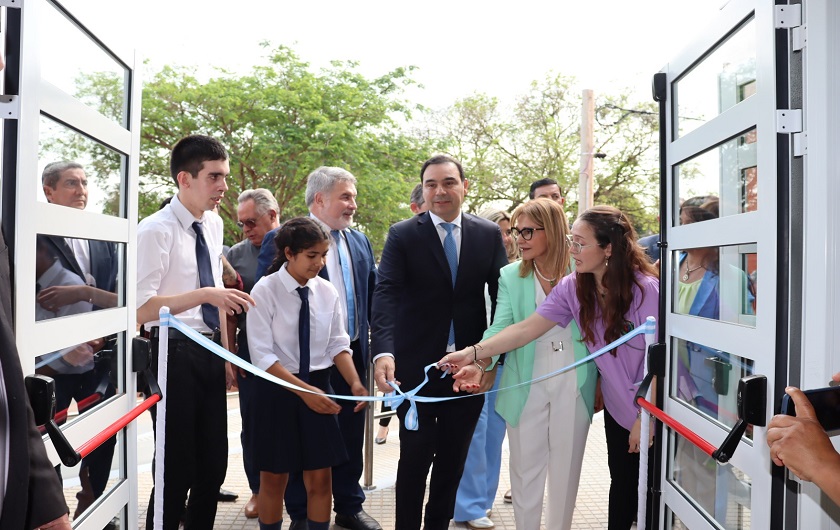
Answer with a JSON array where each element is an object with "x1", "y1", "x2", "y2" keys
[{"x1": 536, "y1": 271, "x2": 660, "y2": 430}]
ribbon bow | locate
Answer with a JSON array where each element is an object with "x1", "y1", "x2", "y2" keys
[{"x1": 383, "y1": 363, "x2": 449, "y2": 431}]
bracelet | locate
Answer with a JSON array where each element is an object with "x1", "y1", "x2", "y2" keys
[{"x1": 471, "y1": 343, "x2": 484, "y2": 362}]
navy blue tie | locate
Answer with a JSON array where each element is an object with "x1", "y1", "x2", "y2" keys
[
  {"x1": 296, "y1": 286, "x2": 311, "y2": 382},
  {"x1": 192, "y1": 221, "x2": 220, "y2": 330},
  {"x1": 441, "y1": 223, "x2": 457, "y2": 346}
]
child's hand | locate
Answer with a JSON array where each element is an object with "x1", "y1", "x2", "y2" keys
[
  {"x1": 301, "y1": 388, "x2": 341, "y2": 415},
  {"x1": 351, "y1": 382, "x2": 368, "y2": 413}
]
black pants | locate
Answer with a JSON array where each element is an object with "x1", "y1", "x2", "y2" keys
[
  {"x1": 145, "y1": 337, "x2": 228, "y2": 530},
  {"x1": 285, "y1": 338, "x2": 367, "y2": 519},
  {"x1": 235, "y1": 329, "x2": 260, "y2": 494},
  {"x1": 604, "y1": 407, "x2": 652, "y2": 530},
  {"x1": 394, "y1": 377, "x2": 484, "y2": 530}
]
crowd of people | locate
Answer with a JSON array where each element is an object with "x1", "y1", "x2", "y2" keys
[{"x1": 7, "y1": 130, "x2": 840, "y2": 530}]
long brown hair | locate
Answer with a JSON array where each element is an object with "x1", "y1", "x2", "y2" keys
[
  {"x1": 510, "y1": 199, "x2": 571, "y2": 280},
  {"x1": 575, "y1": 205, "x2": 658, "y2": 350}
]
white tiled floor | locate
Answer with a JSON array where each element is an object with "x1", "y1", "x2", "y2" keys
[{"x1": 129, "y1": 399, "x2": 614, "y2": 529}]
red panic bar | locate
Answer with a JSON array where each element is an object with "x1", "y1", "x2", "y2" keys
[
  {"x1": 637, "y1": 397, "x2": 716, "y2": 457},
  {"x1": 75, "y1": 394, "x2": 160, "y2": 459}
]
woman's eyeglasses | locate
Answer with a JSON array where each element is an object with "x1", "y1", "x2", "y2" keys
[
  {"x1": 510, "y1": 227, "x2": 545, "y2": 241},
  {"x1": 565, "y1": 234, "x2": 596, "y2": 254}
]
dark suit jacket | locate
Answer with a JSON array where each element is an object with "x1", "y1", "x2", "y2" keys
[
  {"x1": 0, "y1": 229, "x2": 67, "y2": 530},
  {"x1": 370, "y1": 212, "x2": 507, "y2": 391},
  {"x1": 43, "y1": 236, "x2": 118, "y2": 299},
  {"x1": 256, "y1": 225, "x2": 377, "y2": 375}
]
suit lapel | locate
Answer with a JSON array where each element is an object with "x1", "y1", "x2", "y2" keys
[{"x1": 419, "y1": 213, "x2": 452, "y2": 285}]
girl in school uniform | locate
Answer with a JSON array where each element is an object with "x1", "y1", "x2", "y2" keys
[{"x1": 246, "y1": 216, "x2": 368, "y2": 530}]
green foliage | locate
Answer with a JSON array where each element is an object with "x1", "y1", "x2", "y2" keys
[
  {"x1": 66, "y1": 44, "x2": 433, "y2": 254},
  {"x1": 426, "y1": 74, "x2": 661, "y2": 234}
]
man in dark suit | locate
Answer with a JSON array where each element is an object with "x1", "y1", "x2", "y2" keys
[
  {"x1": 0, "y1": 227, "x2": 70, "y2": 530},
  {"x1": 255, "y1": 167, "x2": 380, "y2": 530},
  {"x1": 37, "y1": 161, "x2": 118, "y2": 517},
  {"x1": 371, "y1": 154, "x2": 507, "y2": 530}
]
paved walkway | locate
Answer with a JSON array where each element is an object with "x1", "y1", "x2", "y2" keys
[{"x1": 131, "y1": 398, "x2": 615, "y2": 529}]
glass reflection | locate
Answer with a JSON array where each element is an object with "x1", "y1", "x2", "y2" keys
[
  {"x1": 39, "y1": 116, "x2": 126, "y2": 217},
  {"x1": 671, "y1": 434, "x2": 752, "y2": 529},
  {"x1": 59, "y1": 430, "x2": 124, "y2": 525},
  {"x1": 673, "y1": 238, "x2": 756, "y2": 326},
  {"x1": 675, "y1": 129, "x2": 758, "y2": 225},
  {"x1": 671, "y1": 337, "x2": 754, "y2": 433},
  {"x1": 40, "y1": 2, "x2": 127, "y2": 125},
  {"x1": 674, "y1": 17, "x2": 756, "y2": 138}
]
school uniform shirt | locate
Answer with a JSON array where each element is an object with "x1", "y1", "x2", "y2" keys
[
  {"x1": 136, "y1": 194, "x2": 224, "y2": 332},
  {"x1": 248, "y1": 263, "x2": 352, "y2": 374}
]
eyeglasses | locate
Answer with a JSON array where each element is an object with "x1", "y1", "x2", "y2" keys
[
  {"x1": 237, "y1": 211, "x2": 268, "y2": 229},
  {"x1": 565, "y1": 234, "x2": 596, "y2": 254},
  {"x1": 510, "y1": 227, "x2": 545, "y2": 241}
]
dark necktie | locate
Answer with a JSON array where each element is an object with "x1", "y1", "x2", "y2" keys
[
  {"x1": 296, "y1": 286, "x2": 311, "y2": 382},
  {"x1": 331, "y1": 230, "x2": 356, "y2": 339},
  {"x1": 441, "y1": 223, "x2": 457, "y2": 345},
  {"x1": 192, "y1": 221, "x2": 220, "y2": 330}
]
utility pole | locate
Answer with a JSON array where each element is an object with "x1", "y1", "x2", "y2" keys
[{"x1": 578, "y1": 89, "x2": 595, "y2": 216}]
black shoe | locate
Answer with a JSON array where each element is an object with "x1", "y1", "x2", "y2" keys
[
  {"x1": 289, "y1": 520, "x2": 309, "y2": 530},
  {"x1": 335, "y1": 510, "x2": 383, "y2": 530},
  {"x1": 217, "y1": 488, "x2": 239, "y2": 502}
]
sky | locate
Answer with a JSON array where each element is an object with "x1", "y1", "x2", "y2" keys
[
  {"x1": 42, "y1": 0, "x2": 728, "y2": 212},
  {"x1": 57, "y1": 0, "x2": 725, "y2": 110}
]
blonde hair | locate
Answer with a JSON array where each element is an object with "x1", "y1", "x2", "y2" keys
[{"x1": 510, "y1": 198, "x2": 570, "y2": 279}]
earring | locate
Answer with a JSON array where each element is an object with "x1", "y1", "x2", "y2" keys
[{"x1": 605, "y1": 257, "x2": 609, "y2": 268}]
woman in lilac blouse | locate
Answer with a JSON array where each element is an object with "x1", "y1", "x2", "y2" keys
[{"x1": 440, "y1": 205, "x2": 659, "y2": 530}]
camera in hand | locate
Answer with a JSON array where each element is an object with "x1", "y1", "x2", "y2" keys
[{"x1": 780, "y1": 385, "x2": 840, "y2": 432}]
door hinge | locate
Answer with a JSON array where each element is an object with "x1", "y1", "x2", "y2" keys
[
  {"x1": 774, "y1": 4, "x2": 802, "y2": 29},
  {"x1": 792, "y1": 24, "x2": 807, "y2": 51},
  {"x1": 0, "y1": 95, "x2": 20, "y2": 120},
  {"x1": 793, "y1": 132, "x2": 807, "y2": 157},
  {"x1": 776, "y1": 109, "x2": 802, "y2": 134}
]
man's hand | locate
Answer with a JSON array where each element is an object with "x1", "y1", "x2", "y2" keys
[
  {"x1": 225, "y1": 362, "x2": 238, "y2": 391},
  {"x1": 63, "y1": 343, "x2": 94, "y2": 366},
  {"x1": 450, "y1": 363, "x2": 482, "y2": 393},
  {"x1": 204, "y1": 287, "x2": 255, "y2": 316},
  {"x1": 374, "y1": 356, "x2": 398, "y2": 393},
  {"x1": 350, "y1": 381, "x2": 368, "y2": 412},
  {"x1": 36, "y1": 514, "x2": 71, "y2": 529},
  {"x1": 767, "y1": 386, "x2": 840, "y2": 482},
  {"x1": 300, "y1": 388, "x2": 341, "y2": 415}
]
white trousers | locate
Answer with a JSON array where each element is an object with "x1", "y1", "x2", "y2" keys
[{"x1": 507, "y1": 325, "x2": 591, "y2": 530}]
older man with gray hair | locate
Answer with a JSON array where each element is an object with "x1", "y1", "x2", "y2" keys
[
  {"x1": 224, "y1": 188, "x2": 281, "y2": 519},
  {"x1": 255, "y1": 167, "x2": 380, "y2": 530}
]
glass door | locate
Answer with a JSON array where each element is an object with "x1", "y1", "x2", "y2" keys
[
  {"x1": 656, "y1": 0, "x2": 793, "y2": 528},
  {"x1": 2, "y1": 1, "x2": 141, "y2": 528}
]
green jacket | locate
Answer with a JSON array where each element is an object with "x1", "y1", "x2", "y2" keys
[{"x1": 485, "y1": 262, "x2": 597, "y2": 427}]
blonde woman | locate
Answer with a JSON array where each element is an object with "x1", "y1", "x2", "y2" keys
[{"x1": 456, "y1": 199, "x2": 597, "y2": 529}]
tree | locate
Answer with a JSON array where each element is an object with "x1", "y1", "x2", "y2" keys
[
  {"x1": 426, "y1": 74, "x2": 662, "y2": 234},
  {"x1": 60, "y1": 44, "x2": 436, "y2": 254}
]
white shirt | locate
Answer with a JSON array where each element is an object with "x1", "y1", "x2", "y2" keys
[
  {"x1": 322, "y1": 224, "x2": 358, "y2": 340},
  {"x1": 428, "y1": 211, "x2": 462, "y2": 260},
  {"x1": 68, "y1": 237, "x2": 94, "y2": 286},
  {"x1": 136, "y1": 194, "x2": 224, "y2": 331},
  {"x1": 36, "y1": 260, "x2": 94, "y2": 374},
  {"x1": 248, "y1": 264, "x2": 352, "y2": 373}
]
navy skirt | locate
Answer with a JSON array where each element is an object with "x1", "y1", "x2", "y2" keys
[{"x1": 248, "y1": 368, "x2": 348, "y2": 474}]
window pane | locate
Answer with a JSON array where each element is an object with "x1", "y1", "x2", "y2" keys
[
  {"x1": 39, "y1": 115, "x2": 126, "y2": 218},
  {"x1": 670, "y1": 436, "x2": 753, "y2": 529},
  {"x1": 672, "y1": 245, "x2": 756, "y2": 326},
  {"x1": 670, "y1": 337, "x2": 754, "y2": 434},
  {"x1": 40, "y1": 3, "x2": 127, "y2": 125},
  {"x1": 673, "y1": 18, "x2": 756, "y2": 138},
  {"x1": 675, "y1": 128, "x2": 758, "y2": 225}
]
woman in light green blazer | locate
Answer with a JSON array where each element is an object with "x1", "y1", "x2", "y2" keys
[{"x1": 481, "y1": 199, "x2": 597, "y2": 530}]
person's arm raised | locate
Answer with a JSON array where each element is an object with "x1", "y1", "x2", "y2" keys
[{"x1": 438, "y1": 311, "x2": 556, "y2": 370}]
